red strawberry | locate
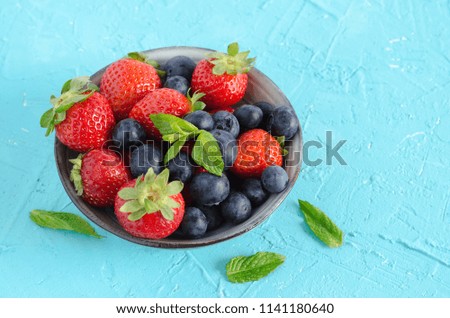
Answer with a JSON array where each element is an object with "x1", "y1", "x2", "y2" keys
[
  {"x1": 231, "y1": 129, "x2": 283, "y2": 178},
  {"x1": 40, "y1": 77, "x2": 115, "y2": 153},
  {"x1": 114, "y1": 168, "x2": 185, "y2": 239},
  {"x1": 129, "y1": 88, "x2": 205, "y2": 139},
  {"x1": 191, "y1": 42, "x2": 255, "y2": 110},
  {"x1": 70, "y1": 149, "x2": 131, "y2": 207},
  {"x1": 100, "y1": 52, "x2": 162, "y2": 120}
]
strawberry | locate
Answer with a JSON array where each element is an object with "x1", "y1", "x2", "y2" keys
[
  {"x1": 129, "y1": 88, "x2": 205, "y2": 139},
  {"x1": 100, "y1": 52, "x2": 162, "y2": 120},
  {"x1": 40, "y1": 77, "x2": 115, "y2": 153},
  {"x1": 231, "y1": 129, "x2": 283, "y2": 178},
  {"x1": 114, "y1": 168, "x2": 185, "y2": 239},
  {"x1": 70, "y1": 149, "x2": 131, "y2": 207},
  {"x1": 191, "y1": 42, "x2": 255, "y2": 110}
]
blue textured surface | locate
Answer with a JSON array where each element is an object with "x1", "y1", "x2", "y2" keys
[{"x1": 1, "y1": 0, "x2": 449, "y2": 297}]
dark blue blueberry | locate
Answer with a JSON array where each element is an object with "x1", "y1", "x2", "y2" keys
[
  {"x1": 254, "y1": 101, "x2": 275, "y2": 128},
  {"x1": 167, "y1": 152, "x2": 194, "y2": 183},
  {"x1": 190, "y1": 173, "x2": 230, "y2": 206},
  {"x1": 266, "y1": 106, "x2": 299, "y2": 139},
  {"x1": 212, "y1": 111, "x2": 240, "y2": 138},
  {"x1": 181, "y1": 207, "x2": 208, "y2": 238},
  {"x1": 130, "y1": 144, "x2": 163, "y2": 178},
  {"x1": 241, "y1": 178, "x2": 269, "y2": 207},
  {"x1": 233, "y1": 104, "x2": 263, "y2": 130},
  {"x1": 162, "y1": 56, "x2": 196, "y2": 81},
  {"x1": 111, "y1": 119, "x2": 146, "y2": 150},
  {"x1": 184, "y1": 111, "x2": 214, "y2": 131},
  {"x1": 164, "y1": 75, "x2": 189, "y2": 95},
  {"x1": 196, "y1": 204, "x2": 224, "y2": 231},
  {"x1": 220, "y1": 192, "x2": 252, "y2": 224},
  {"x1": 261, "y1": 166, "x2": 289, "y2": 193},
  {"x1": 210, "y1": 129, "x2": 237, "y2": 169}
]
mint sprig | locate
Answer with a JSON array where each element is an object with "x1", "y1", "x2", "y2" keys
[
  {"x1": 150, "y1": 114, "x2": 224, "y2": 176},
  {"x1": 30, "y1": 210, "x2": 103, "y2": 238},
  {"x1": 226, "y1": 252, "x2": 285, "y2": 283},
  {"x1": 298, "y1": 200, "x2": 344, "y2": 248}
]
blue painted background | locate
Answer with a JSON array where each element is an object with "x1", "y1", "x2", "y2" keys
[{"x1": 1, "y1": 0, "x2": 449, "y2": 297}]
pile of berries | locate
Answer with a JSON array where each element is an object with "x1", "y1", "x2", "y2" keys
[{"x1": 41, "y1": 43, "x2": 299, "y2": 240}]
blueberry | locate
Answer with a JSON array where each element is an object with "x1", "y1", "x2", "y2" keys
[
  {"x1": 112, "y1": 119, "x2": 146, "y2": 150},
  {"x1": 220, "y1": 192, "x2": 252, "y2": 224},
  {"x1": 261, "y1": 166, "x2": 289, "y2": 193},
  {"x1": 167, "y1": 152, "x2": 194, "y2": 183},
  {"x1": 184, "y1": 111, "x2": 214, "y2": 131},
  {"x1": 233, "y1": 104, "x2": 263, "y2": 130},
  {"x1": 190, "y1": 173, "x2": 230, "y2": 206},
  {"x1": 212, "y1": 111, "x2": 240, "y2": 138},
  {"x1": 254, "y1": 101, "x2": 275, "y2": 128},
  {"x1": 266, "y1": 106, "x2": 299, "y2": 139},
  {"x1": 196, "y1": 204, "x2": 224, "y2": 231},
  {"x1": 210, "y1": 129, "x2": 237, "y2": 169},
  {"x1": 164, "y1": 75, "x2": 189, "y2": 95},
  {"x1": 162, "y1": 56, "x2": 196, "y2": 81},
  {"x1": 181, "y1": 207, "x2": 208, "y2": 238},
  {"x1": 130, "y1": 144, "x2": 163, "y2": 178},
  {"x1": 241, "y1": 178, "x2": 269, "y2": 207}
]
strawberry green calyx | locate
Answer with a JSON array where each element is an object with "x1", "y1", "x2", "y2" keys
[
  {"x1": 127, "y1": 52, "x2": 166, "y2": 77},
  {"x1": 187, "y1": 88, "x2": 206, "y2": 111},
  {"x1": 206, "y1": 42, "x2": 256, "y2": 76},
  {"x1": 69, "y1": 153, "x2": 84, "y2": 196},
  {"x1": 118, "y1": 168, "x2": 183, "y2": 221},
  {"x1": 40, "y1": 76, "x2": 99, "y2": 136}
]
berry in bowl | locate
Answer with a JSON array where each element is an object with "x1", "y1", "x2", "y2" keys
[{"x1": 44, "y1": 43, "x2": 302, "y2": 248}]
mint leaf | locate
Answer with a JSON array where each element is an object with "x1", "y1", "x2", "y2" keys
[
  {"x1": 150, "y1": 114, "x2": 224, "y2": 176},
  {"x1": 150, "y1": 114, "x2": 198, "y2": 137},
  {"x1": 164, "y1": 138, "x2": 186, "y2": 164},
  {"x1": 191, "y1": 130, "x2": 224, "y2": 176},
  {"x1": 226, "y1": 252, "x2": 285, "y2": 283},
  {"x1": 298, "y1": 200, "x2": 344, "y2": 248},
  {"x1": 30, "y1": 210, "x2": 103, "y2": 239}
]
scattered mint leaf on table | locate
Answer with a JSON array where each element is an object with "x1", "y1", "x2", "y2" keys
[
  {"x1": 298, "y1": 200, "x2": 344, "y2": 248},
  {"x1": 226, "y1": 252, "x2": 285, "y2": 283},
  {"x1": 30, "y1": 210, "x2": 103, "y2": 239}
]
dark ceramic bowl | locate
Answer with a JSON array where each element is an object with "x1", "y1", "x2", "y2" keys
[{"x1": 55, "y1": 46, "x2": 302, "y2": 248}]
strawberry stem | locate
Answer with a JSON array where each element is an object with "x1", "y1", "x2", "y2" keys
[{"x1": 206, "y1": 42, "x2": 256, "y2": 75}]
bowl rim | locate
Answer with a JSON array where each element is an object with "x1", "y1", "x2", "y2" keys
[{"x1": 54, "y1": 45, "x2": 303, "y2": 248}]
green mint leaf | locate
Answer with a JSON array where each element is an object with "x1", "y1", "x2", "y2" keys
[
  {"x1": 164, "y1": 138, "x2": 186, "y2": 164},
  {"x1": 226, "y1": 252, "x2": 285, "y2": 283},
  {"x1": 150, "y1": 114, "x2": 199, "y2": 136},
  {"x1": 30, "y1": 210, "x2": 103, "y2": 239},
  {"x1": 191, "y1": 130, "x2": 224, "y2": 176},
  {"x1": 298, "y1": 200, "x2": 344, "y2": 248}
]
